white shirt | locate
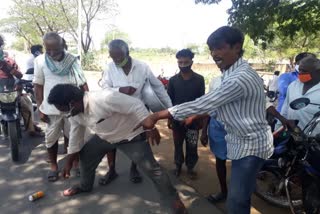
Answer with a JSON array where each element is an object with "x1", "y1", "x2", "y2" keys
[
  {"x1": 26, "y1": 54, "x2": 35, "y2": 71},
  {"x1": 169, "y1": 58, "x2": 273, "y2": 160},
  {"x1": 33, "y1": 54, "x2": 86, "y2": 115},
  {"x1": 268, "y1": 75, "x2": 279, "y2": 92},
  {"x1": 100, "y1": 58, "x2": 172, "y2": 107},
  {"x1": 67, "y1": 90, "x2": 150, "y2": 154},
  {"x1": 278, "y1": 80, "x2": 320, "y2": 136}
]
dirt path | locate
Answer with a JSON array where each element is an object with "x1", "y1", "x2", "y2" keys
[{"x1": 152, "y1": 120, "x2": 291, "y2": 214}]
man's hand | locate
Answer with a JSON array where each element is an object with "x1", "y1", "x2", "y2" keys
[
  {"x1": 146, "y1": 128, "x2": 161, "y2": 146},
  {"x1": 62, "y1": 153, "x2": 79, "y2": 179},
  {"x1": 183, "y1": 116, "x2": 196, "y2": 127},
  {"x1": 39, "y1": 110, "x2": 50, "y2": 123},
  {"x1": 141, "y1": 114, "x2": 157, "y2": 130},
  {"x1": 167, "y1": 118, "x2": 173, "y2": 129},
  {"x1": 200, "y1": 132, "x2": 208, "y2": 147},
  {"x1": 119, "y1": 86, "x2": 136, "y2": 95},
  {"x1": 285, "y1": 119, "x2": 301, "y2": 132}
]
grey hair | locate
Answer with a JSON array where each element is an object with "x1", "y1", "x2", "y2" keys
[
  {"x1": 108, "y1": 39, "x2": 129, "y2": 55},
  {"x1": 300, "y1": 56, "x2": 320, "y2": 71},
  {"x1": 43, "y1": 32, "x2": 63, "y2": 46}
]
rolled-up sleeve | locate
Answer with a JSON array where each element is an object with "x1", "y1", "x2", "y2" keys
[
  {"x1": 33, "y1": 57, "x2": 44, "y2": 85},
  {"x1": 100, "y1": 64, "x2": 120, "y2": 92},
  {"x1": 169, "y1": 80, "x2": 244, "y2": 121},
  {"x1": 68, "y1": 118, "x2": 86, "y2": 154}
]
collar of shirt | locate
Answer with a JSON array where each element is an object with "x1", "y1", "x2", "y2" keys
[
  {"x1": 178, "y1": 70, "x2": 194, "y2": 80},
  {"x1": 114, "y1": 58, "x2": 137, "y2": 75},
  {"x1": 221, "y1": 57, "x2": 245, "y2": 81}
]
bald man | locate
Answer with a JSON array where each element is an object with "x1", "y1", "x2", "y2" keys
[{"x1": 33, "y1": 32, "x2": 88, "y2": 182}]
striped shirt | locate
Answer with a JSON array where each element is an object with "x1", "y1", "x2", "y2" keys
[{"x1": 169, "y1": 58, "x2": 273, "y2": 160}]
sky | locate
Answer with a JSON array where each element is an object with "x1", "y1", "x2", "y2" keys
[
  {"x1": 1, "y1": 0, "x2": 232, "y2": 49},
  {"x1": 92, "y1": 0, "x2": 232, "y2": 49}
]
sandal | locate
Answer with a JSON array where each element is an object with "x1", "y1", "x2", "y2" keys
[
  {"x1": 98, "y1": 171, "x2": 118, "y2": 186},
  {"x1": 63, "y1": 185, "x2": 84, "y2": 197},
  {"x1": 130, "y1": 169, "x2": 142, "y2": 184},
  {"x1": 47, "y1": 170, "x2": 59, "y2": 182},
  {"x1": 206, "y1": 192, "x2": 227, "y2": 204}
]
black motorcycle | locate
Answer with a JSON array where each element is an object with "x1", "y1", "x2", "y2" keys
[
  {"x1": 255, "y1": 97, "x2": 320, "y2": 213},
  {"x1": 285, "y1": 97, "x2": 320, "y2": 214},
  {"x1": 0, "y1": 79, "x2": 33, "y2": 162}
]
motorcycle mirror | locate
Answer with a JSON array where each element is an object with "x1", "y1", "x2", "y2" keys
[{"x1": 290, "y1": 97, "x2": 310, "y2": 110}]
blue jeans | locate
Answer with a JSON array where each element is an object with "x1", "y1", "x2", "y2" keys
[{"x1": 227, "y1": 156, "x2": 265, "y2": 214}]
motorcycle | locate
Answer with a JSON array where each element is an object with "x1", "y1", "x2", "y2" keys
[
  {"x1": 285, "y1": 97, "x2": 320, "y2": 214},
  {"x1": 0, "y1": 79, "x2": 33, "y2": 162},
  {"x1": 255, "y1": 97, "x2": 320, "y2": 213}
]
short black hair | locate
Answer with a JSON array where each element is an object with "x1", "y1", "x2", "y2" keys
[
  {"x1": 295, "y1": 52, "x2": 316, "y2": 64},
  {"x1": 62, "y1": 38, "x2": 68, "y2": 50},
  {"x1": 176, "y1": 49, "x2": 194, "y2": 59},
  {"x1": 0, "y1": 35, "x2": 4, "y2": 47},
  {"x1": 207, "y1": 26, "x2": 244, "y2": 56},
  {"x1": 274, "y1": 71, "x2": 280, "y2": 75},
  {"x1": 30, "y1": 45, "x2": 43, "y2": 55},
  {"x1": 48, "y1": 84, "x2": 84, "y2": 106}
]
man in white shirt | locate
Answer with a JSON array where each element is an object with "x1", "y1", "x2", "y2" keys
[
  {"x1": 99, "y1": 39, "x2": 172, "y2": 185},
  {"x1": 267, "y1": 70, "x2": 279, "y2": 99},
  {"x1": 33, "y1": 32, "x2": 88, "y2": 182},
  {"x1": 278, "y1": 56, "x2": 320, "y2": 135},
  {"x1": 47, "y1": 84, "x2": 186, "y2": 214},
  {"x1": 26, "y1": 45, "x2": 43, "y2": 70}
]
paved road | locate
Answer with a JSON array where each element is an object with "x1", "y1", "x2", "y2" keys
[
  {"x1": 0, "y1": 129, "x2": 221, "y2": 214},
  {"x1": 0, "y1": 71, "x2": 222, "y2": 214}
]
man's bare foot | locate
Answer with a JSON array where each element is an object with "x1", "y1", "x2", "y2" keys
[{"x1": 63, "y1": 186, "x2": 83, "y2": 196}]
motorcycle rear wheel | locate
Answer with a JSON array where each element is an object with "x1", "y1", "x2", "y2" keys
[
  {"x1": 8, "y1": 121, "x2": 19, "y2": 162},
  {"x1": 255, "y1": 169, "x2": 303, "y2": 209}
]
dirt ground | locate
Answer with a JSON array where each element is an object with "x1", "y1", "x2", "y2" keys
[{"x1": 151, "y1": 120, "x2": 291, "y2": 214}]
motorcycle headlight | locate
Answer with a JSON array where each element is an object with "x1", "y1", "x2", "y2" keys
[{"x1": 0, "y1": 91, "x2": 18, "y2": 103}]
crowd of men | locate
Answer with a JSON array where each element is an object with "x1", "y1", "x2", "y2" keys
[{"x1": 0, "y1": 25, "x2": 319, "y2": 214}]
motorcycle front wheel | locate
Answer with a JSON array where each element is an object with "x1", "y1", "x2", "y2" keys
[
  {"x1": 8, "y1": 120, "x2": 19, "y2": 162},
  {"x1": 302, "y1": 176, "x2": 320, "y2": 214},
  {"x1": 255, "y1": 169, "x2": 303, "y2": 209}
]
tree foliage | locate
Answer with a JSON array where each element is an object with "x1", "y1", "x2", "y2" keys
[
  {"x1": 228, "y1": 0, "x2": 320, "y2": 45},
  {"x1": 100, "y1": 28, "x2": 130, "y2": 50},
  {"x1": 195, "y1": 0, "x2": 320, "y2": 46},
  {"x1": 81, "y1": 0, "x2": 118, "y2": 54},
  {"x1": 195, "y1": 0, "x2": 320, "y2": 64},
  {"x1": 0, "y1": 0, "x2": 78, "y2": 47}
]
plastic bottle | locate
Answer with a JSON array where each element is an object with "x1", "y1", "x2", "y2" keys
[{"x1": 28, "y1": 191, "x2": 44, "y2": 201}]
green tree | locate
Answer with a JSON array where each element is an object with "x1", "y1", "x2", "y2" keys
[
  {"x1": 0, "y1": 0, "x2": 78, "y2": 47},
  {"x1": 81, "y1": 0, "x2": 118, "y2": 54},
  {"x1": 195, "y1": 0, "x2": 320, "y2": 45},
  {"x1": 100, "y1": 28, "x2": 130, "y2": 50}
]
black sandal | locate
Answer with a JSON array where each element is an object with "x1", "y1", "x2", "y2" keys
[
  {"x1": 206, "y1": 192, "x2": 227, "y2": 204},
  {"x1": 130, "y1": 169, "x2": 142, "y2": 183},
  {"x1": 98, "y1": 171, "x2": 118, "y2": 186},
  {"x1": 47, "y1": 170, "x2": 59, "y2": 182}
]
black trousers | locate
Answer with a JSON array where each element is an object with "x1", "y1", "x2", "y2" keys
[{"x1": 172, "y1": 125, "x2": 199, "y2": 170}]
